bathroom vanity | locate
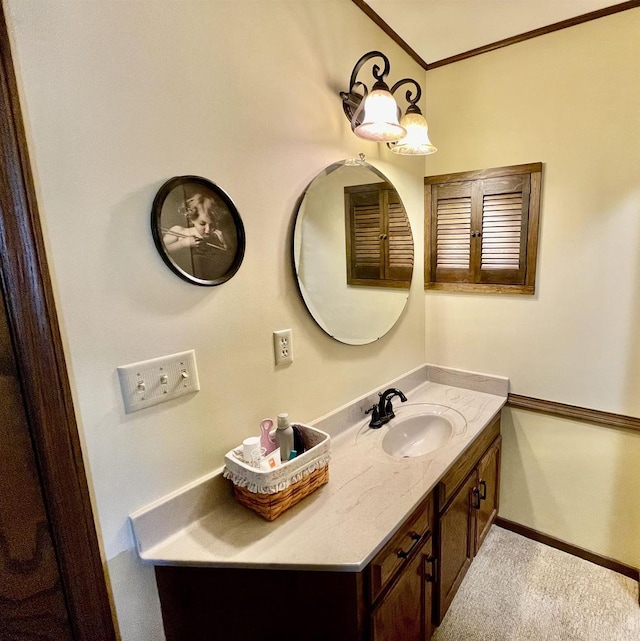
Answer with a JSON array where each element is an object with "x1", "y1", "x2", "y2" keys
[{"x1": 130, "y1": 365, "x2": 507, "y2": 641}]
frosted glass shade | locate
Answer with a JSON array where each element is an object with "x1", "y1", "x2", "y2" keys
[
  {"x1": 391, "y1": 111, "x2": 437, "y2": 155},
  {"x1": 354, "y1": 88, "x2": 406, "y2": 142}
]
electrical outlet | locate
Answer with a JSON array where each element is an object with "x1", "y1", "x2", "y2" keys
[
  {"x1": 273, "y1": 329, "x2": 293, "y2": 365},
  {"x1": 117, "y1": 350, "x2": 200, "y2": 413}
]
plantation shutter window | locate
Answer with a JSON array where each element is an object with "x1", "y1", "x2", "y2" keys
[
  {"x1": 432, "y1": 181, "x2": 473, "y2": 283},
  {"x1": 345, "y1": 182, "x2": 414, "y2": 288},
  {"x1": 425, "y1": 163, "x2": 542, "y2": 295}
]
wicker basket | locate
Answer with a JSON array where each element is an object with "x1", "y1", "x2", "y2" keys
[
  {"x1": 223, "y1": 424, "x2": 330, "y2": 521},
  {"x1": 231, "y1": 464, "x2": 329, "y2": 521}
]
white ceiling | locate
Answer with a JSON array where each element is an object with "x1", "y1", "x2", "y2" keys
[{"x1": 364, "y1": 0, "x2": 627, "y2": 65}]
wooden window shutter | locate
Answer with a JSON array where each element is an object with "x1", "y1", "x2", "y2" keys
[
  {"x1": 425, "y1": 163, "x2": 542, "y2": 295},
  {"x1": 478, "y1": 174, "x2": 530, "y2": 285},
  {"x1": 429, "y1": 181, "x2": 473, "y2": 283}
]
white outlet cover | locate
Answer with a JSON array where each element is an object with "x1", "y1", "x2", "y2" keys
[
  {"x1": 117, "y1": 350, "x2": 200, "y2": 413},
  {"x1": 273, "y1": 329, "x2": 293, "y2": 365}
]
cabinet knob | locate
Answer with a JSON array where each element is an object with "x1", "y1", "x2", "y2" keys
[{"x1": 479, "y1": 479, "x2": 487, "y2": 500}]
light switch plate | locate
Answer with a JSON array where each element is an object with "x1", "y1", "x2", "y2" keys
[{"x1": 117, "y1": 350, "x2": 200, "y2": 414}]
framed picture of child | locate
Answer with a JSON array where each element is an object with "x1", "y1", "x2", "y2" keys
[{"x1": 151, "y1": 175, "x2": 245, "y2": 286}]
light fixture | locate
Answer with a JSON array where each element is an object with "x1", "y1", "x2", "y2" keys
[
  {"x1": 340, "y1": 51, "x2": 437, "y2": 155},
  {"x1": 388, "y1": 86, "x2": 437, "y2": 156}
]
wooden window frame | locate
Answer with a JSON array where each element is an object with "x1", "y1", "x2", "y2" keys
[{"x1": 424, "y1": 163, "x2": 542, "y2": 295}]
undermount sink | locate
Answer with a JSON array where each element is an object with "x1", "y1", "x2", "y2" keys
[{"x1": 381, "y1": 404, "x2": 466, "y2": 458}]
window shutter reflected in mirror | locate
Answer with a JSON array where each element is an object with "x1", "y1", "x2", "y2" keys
[
  {"x1": 387, "y1": 189, "x2": 413, "y2": 282},
  {"x1": 346, "y1": 182, "x2": 413, "y2": 288},
  {"x1": 348, "y1": 187, "x2": 382, "y2": 282}
]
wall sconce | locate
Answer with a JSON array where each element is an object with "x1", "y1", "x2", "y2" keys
[{"x1": 340, "y1": 51, "x2": 437, "y2": 156}]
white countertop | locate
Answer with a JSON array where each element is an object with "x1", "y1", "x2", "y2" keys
[{"x1": 129, "y1": 364, "x2": 508, "y2": 572}]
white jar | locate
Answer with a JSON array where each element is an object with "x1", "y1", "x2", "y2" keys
[{"x1": 242, "y1": 436, "x2": 262, "y2": 467}]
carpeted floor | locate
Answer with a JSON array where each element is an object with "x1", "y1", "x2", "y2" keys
[{"x1": 432, "y1": 526, "x2": 640, "y2": 641}]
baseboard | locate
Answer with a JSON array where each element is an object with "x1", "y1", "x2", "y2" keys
[{"x1": 495, "y1": 517, "x2": 639, "y2": 581}]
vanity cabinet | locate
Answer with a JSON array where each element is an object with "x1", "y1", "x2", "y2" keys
[
  {"x1": 435, "y1": 414, "x2": 501, "y2": 623},
  {"x1": 153, "y1": 414, "x2": 502, "y2": 641},
  {"x1": 155, "y1": 494, "x2": 434, "y2": 641}
]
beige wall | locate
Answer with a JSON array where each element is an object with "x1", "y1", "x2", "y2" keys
[
  {"x1": 4, "y1": 1, "x2": 426, "y2": 639},
  {"x1": 501, "y1": 407, "x2": 640, "y2": 567},
  {"x1": 424, "y1": 9, "x2": 640, "y2": 567}
]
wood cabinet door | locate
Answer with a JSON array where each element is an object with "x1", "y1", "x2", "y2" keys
[
  {"x1": 436, "y1": 472, "x2": 476, "y2": 624},
  {"x1": 371, "y1": 536, "x2": 434, "y2": 641},
  {"x1": 475, "y1": 437, "x2": 501, "y2": 552}
]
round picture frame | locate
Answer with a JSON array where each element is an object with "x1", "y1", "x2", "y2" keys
[{"x1": 151, "y1": 175, "x2": 245, "y2": 286}]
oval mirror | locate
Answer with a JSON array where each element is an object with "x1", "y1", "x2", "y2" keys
[{"x1": 292, "y1": 159, "x2": 414, "y2": 345}]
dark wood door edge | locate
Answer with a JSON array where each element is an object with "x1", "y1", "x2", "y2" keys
[
  {"x1": 351, "y1": 0, "x2": 640, "y2": 71},
  {"x1": 495, "y1": 518, "x2": 638, "y2": 581},
  {"x1": 0, "y1": 6, "x2": 116, "y2": 640},
  {"x1": 507, "y1": 394, "x2": 640, "y2": 433}
]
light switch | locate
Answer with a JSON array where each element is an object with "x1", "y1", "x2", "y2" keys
[{"x1": 117, "y1": 350, "x2": 200, "y2": 413}]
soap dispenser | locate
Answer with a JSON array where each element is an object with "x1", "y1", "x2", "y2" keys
[{"x1": 275, "y1": 413, "x2": 295, "y2": 461}]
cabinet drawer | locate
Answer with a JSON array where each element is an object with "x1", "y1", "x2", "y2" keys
[{"x1": 369, "y1": 493, "x2": 434, "y2": 603}]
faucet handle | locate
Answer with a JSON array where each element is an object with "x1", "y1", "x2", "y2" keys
[
  {"x1": 365, "y1": 404, "x2": 379, "y2": 417},
  {"x1": 365, "y1": 404, "x2": 383, "y2": 429}
]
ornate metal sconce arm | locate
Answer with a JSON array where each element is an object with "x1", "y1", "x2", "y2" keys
[
  {"x1": 346, "y1": 50, "x2": 391, "y2": 93},
  {"x1": 390, "y1": 78, "x2": 423, "y2": 112},
  {"x1": 340, "y1": 51, "x2": 392, "y2": 127}
]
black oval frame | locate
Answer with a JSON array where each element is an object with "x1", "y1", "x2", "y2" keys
[{"x1": 151, "y1": 175, "x2": 245, "y2": 286}]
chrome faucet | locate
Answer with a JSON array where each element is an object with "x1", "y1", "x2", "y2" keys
[{"x1": 365, "y1": 388, "x2": 407, "y2": 429}]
